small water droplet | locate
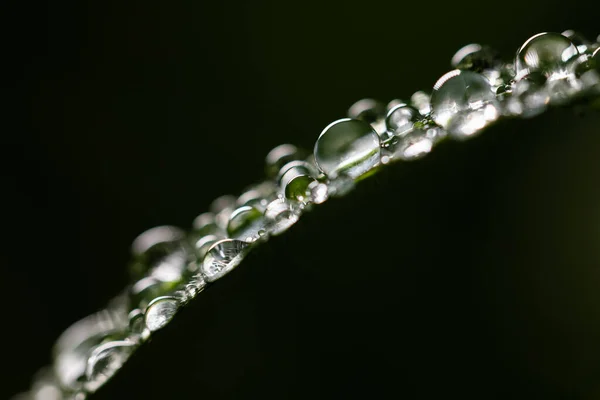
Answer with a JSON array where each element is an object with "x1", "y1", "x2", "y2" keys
[
  {"x1": 236, "y1": 181, "x2": 278, "y2": 211},
  {"x1": 280, "y1": 165, "x2": 316, "y2": 201},
  {"x1": 385, "y1": 104, "x2": 421, "y2": 140},
  {"x1": 314, "y1": 118, "x2": 381, "y2": 179},
  {"x1": 200, "y1": 239, "x2": 250, "y2": 281},
  {"x1": 393, "y1": 128, "x2": 439, "y2": 160},
  {"x1": 85, "y1": 340, "x2": 136, "y2": 393},
  {"x1": 129, "y1": 226, "x2": 186, "y2": 278},
  {"x1": 128, "y1": 309, "x2": 146, "y2": 338},
  {"x1": 562, "y1": 29, "x2": 592, "y2": 53},
  {"x1": 431, "y1": 70, "x2": 499, "y2": 138},
  {"x1": 129, "y1": 276, "x2": 178, "y2": 311},
  {"x1": 227, "y1": 205, "x2": 265, "y2": 241},
  {"x1": 328, "y1": 174, "x2": 355, "y2": 197},
  {"x1": 144, "y1": 296, "x2": 179, "y2": 332},
  {"x1": 410, "y1": 91, "x2": 431, "y2": 115},
  {"x1": 506, "y1": 71, "x2": 549, "y2": 117},
  {"x1": 265, "y1": 144, "x2": 308, "y2": 178},
  {"x1": 307, "y1": 181, "x2": 329, "y2": 204},
  {"x1": 451, "y1": 43, "x2": 498, "y2": 72},
  {"x1": 347, "y1": 98, "x2": 387, "y2": 136},
  {"x1": 264, "y1": 198, "x2": 300, "y2": 235},
  {"x1": 515, "y1": 32, "x2": 579, "y2": 78}
]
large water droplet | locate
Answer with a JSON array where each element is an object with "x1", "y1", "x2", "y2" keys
[
  {"x1": 85, "y1": 340, "x2": 136, "y2": 393},
  {"x1": 347, "y1": 98, "x2": 387, "y2": 137},
  {"x1": 431, "y1": 70, "x2": 499, "y2": 138},
  {"x1": 226, "y1": 205, "x2": 265, "y2": 242},
  {"x1": 314, "y1": 118, "x2": 381, "y2": 179},
  {"x1": 264, "y1": 198, "x2": 300, "y2": 235},
  {"x1": 515, "y1": 32, "x2": 579, "y2": 78},
  {"x1": 200, "y1": 239, "x2": 250, "y2": 281},
  {"x1": 144, "y1": 296, "x2": 179, "y2": 332}
]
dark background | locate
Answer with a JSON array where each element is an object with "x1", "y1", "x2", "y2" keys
[{"x1": 3, "y1": 0, "x2": 600, "y2": 399}]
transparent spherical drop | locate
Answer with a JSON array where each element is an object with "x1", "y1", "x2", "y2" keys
[
  {"x1": 410, "y1": 91, "x2": 431, "y2": 115},
  {"x1": 265, "y1": 144, "x2": 308, "y2": 178},
  {"x1": 193, "y1": 234, "x2": 221, "y2": 260},
  {"x1": 200, "y1": 239, "x2": 250, "y2": 281},
  {"x1": 307, "y1": 181, "x2": 329, "y2": 204},
  {"x1": 328, "y1": 174, "x2": 355, "y2": 198},
  {"x1": 515, "y1": 32, "x2": 579, "y2": 78},
  {"x1": 431, "y1": 70, "x2": 499, "y2": 138},
  {"x1": 144, "y1": 296, "x2": 179, "y2": 332},
  {"x1": 53, "y1": 311, "x2": 125, "y2": 390},
  {"x1": 226, "y1": 205, "x2": 264, "y2": 241},
  {"x1": 128, "y1": 309, "x2": 146, "y2": 339},
  {"x1": 236, "y1": 181, "x2": 278, "y2": 210},
  {"x1": 280, "y1": 165, "x2": 316, "y2": 201},
  {"x1": 129, "y1": 226, "x2": 186, "y2": 278},
  {"x1": 347, "y1": 98, "x2": 387, "y2": 136},
  {"x1": 85, "y1": 340, "x2": 136, "y2": 393},
  {"x1": 506, "y1": 72, "x2": 549, "y2": 118},
  {"x1": 314, "y1": 118, "x2": 381, "y2": 179},
  {"x1": 562, "y1": 30, "x2": 592, "y2": 53},
  {"x1": 264, "y1": 198, "x2": 300, "y2": 235},
  {"x1": 209, "y1": 195, "x2": 237, "y2": 231},
  {"x1": 393, "y1": 128, "x2": 441, "y2": 161},
  {"x1": 129, "y1": 276, "x2": 178, "y2": 311},
  {"x1": 385, "y1": 104, "x2": 421, "y2": 141},
  {"x1": 451, "y1": 43, "x2": 498, "y2": 72}
]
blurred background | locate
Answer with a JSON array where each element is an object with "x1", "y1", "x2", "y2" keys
[{"x1": 3, "y1": 0, "x2": 600, "y2": 398}]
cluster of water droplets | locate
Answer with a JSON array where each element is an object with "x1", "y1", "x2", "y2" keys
[{"x1": 15, "y1": 31, "x2": 600, "y2": 400}]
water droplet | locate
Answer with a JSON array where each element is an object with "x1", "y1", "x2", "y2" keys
[
  {"x1": 128, "y1": 309, "x2": 147, "y2": 341},
  {"x1": 264, "y1": 198, "x2": 300, "y2": 235},
  {"x1": 307, "y1": 181, "x2": 329, "y2": 204},
  {"x1": 451, "y1": 44, "x2": 498, "y2": 72},
  {"x1": 144, "y1": 296, "x2": 179, "y2": 332},
  {"x1": 192, "y1": 212, "x2": 217, "y2": 231},
  {"x1": 53, "y1": 310, "x2": 126, "y2": 390},
  {"x1": 85, "y1": 340, "x2": 136, "y2": 393},
  {"x1": 506, "y1": 71, "x2": 549, "y2": 117},
  {"x1": 562, "y1": 29, "x2": 592, "y2": 53},
  {"x1": 515, "y1": 32, "x2": 579, "y2": 78},
  {"x1": 129, "y1": 276, "x2": 178, "y2": 311},
  {"x1": 280, "y1": 165, "x2": 317, "y2": 201},
  {"x1": 386, "y1": 99, "x2": 405, "y2": 111},
  {"x1": 193, "y1": 234, "x2": 221, "y2": 260},
  {"x1": 393, "y1": 128, "x2": 440, "y2": 161},
  {"x1": 385, "y1": 104, "x2": 421, "y2": 142},
  {"x1": 227, "y1": 205, "x2": 265, "y2": 241},
  {"x1": 200, "y1": 239, "x2": 250, "y2": 281},
  {"x1": 129, "y1": 226, "x2": 186, "y2": 278},
  {"x1": 431, "y1": 70, "x2": 499, "y2": 138},
  {"x1": 314, "y1": 118, "x2": 381, "y2": 179},
  {"x1": 410, "y1": 91, "x2": 431, "y2": 115},
  {"x1": 328, "y1": 174, "x2": 355, "y2": 197},
  {"x1": 347, "y1": 98, "x2": 387, "y2": 136},
  {"x1": 236, "y1": 181, "x2": 278, "y2": 211},
  {"x1": 265, "y1": 144, "x2": 308, "y2": 178},
  {"x1": 210, "y1": 195, "x2": 237, "y2": 231}
]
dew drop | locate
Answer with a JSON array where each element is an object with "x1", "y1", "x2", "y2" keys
[
  {"x1": 265, "y1": 144, "x2": 307, "y2": 178},
  {"x1": 347, "y1": 98, "x2": 387, "y2": 136},
  {"x1": 144, "y1": 296, "x2": 179, "y2": 332},
  {"x1": 385, "y1": 104, "x2": 421, "y2": 140},
  {"x1": 200, "y1": 239, "x2": 250, "y2": 281},
  {"x1": 226, "y1": 205, "x2": 265, "y2": 241},
  {"x1": 515, "y1": 32, "x2": 579, "y2": 78},
  {"x1": 314, "y1": 118, "x2": 381, "y2": 179},
  {"x1": 431, "y1": 70, "x2": 499, "y2": 138},
  {"x1": 451, "y1": 43, "x2": 498, "y2": 72},
  {"x1": 264, "y1": 198, "x2": 300, "y2": 235},
  {"x1": 308, "y1": 181, "x2": 329, "y2": 204},
  {"x1": 85, "y1": 340, "x2": 136, "y2": 393},
  {"x1": 280, "y1": 166, "x2": 316, "y2": 201}
]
